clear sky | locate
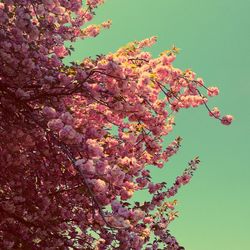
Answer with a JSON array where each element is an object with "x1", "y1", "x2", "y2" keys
[{"x1": 65, "y1": 1, "x2": 250, "y2": 249}]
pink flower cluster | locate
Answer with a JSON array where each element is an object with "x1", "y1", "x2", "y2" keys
[{"x1": 0, "y1": 1, "x2": 233, "y2": 249}]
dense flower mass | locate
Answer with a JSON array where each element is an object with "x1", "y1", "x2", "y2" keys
[{"x1": 0, "y1": 1, "x2": 233, "y2": 249}]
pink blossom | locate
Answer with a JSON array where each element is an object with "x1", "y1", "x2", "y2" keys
[
  {"x1": 75, "y1": 158, "x2": 86, "y2": 167},
  {"x1": 221, "y1": 115, "x2": 233, "y2": 125},
  {"x1": 86, "y1": 139, "x2": 104, "y2": 157},
  {"x1": 143, "y1": 216, "x2": 153, "y2": 224},
  {"x1": 161, "y1": 55, "x2": 176, "y2": 65},
  {"x1": 91, "y1": 179, "x2": 107, "y2": 193},
  {"x1": 155, "y1": 66, "x2": 169, "y2": 81},
  {"x1": 209, "y1": 107, "x2": 220, "y2": 118},
  {"x1": 60, "y1": 112, "x2": 73, "y2": 125},
  {"x1": 181, "y1": 174, "x2": 191, "y2": 185},
  {"x1": 102, "y1": 20, "x2": 112, "y2": 29},
  {"x1": 118, "y1": 207, "x2": 129, "y2": 218},
  {"x1": 120, "y1": 189, "x2": 134, "y2": 200},
  {"x1": 43, "y1": 106, "x2": 57, "y2": 119},
  {"x1": 207, "y1": 86, "x2": 219, "y2": 97},
  {"x1": 130, "y1": 208, "x2": 145, "y2": 222},
  {"x1": 110, "y1": 165, "x2": 125, "y2": 184},
  {"x1": 59, "y1": 125, "x2": 77, "y2": 140},
  {"x1": 53, "y1": 6, "x2": 65, "y2": 15},
  {"x1": 77, "y1": 159, "x2": 95, "y2": 174},
  {"x1": 47, "y1": 119, "x2": 64, "y2": 131},
  {"x1": 54, "y1": 45, "x2": 68, "y2": 58},
  {"x1": 196, "y1": 77, "x2": 204, "y2": 86},
  {"x1": 83, "y1": 25, "x2": 100, "y2": 37},
  {"x1": 87, "y1": 0, "x2": 104, "y2": 8}
]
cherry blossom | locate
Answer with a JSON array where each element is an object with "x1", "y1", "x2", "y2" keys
[{"x1": 0, "y1": 1, "x2": 233, "y2": 249}]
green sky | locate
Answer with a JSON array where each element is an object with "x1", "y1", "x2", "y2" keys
[{"x1": 65, "y1": 1, "x2": 250, "y2": 249}]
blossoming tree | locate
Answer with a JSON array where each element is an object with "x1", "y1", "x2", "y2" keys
[{"x1": 0, "y1": 0, "x2": 233, "y2": 249}]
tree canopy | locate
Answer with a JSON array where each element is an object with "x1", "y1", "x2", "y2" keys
[{"x1": 0, "y1": 1, "x2": 232, "y2": 249}]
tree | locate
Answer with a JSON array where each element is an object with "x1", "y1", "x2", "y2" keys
[{"x1": 0, "y1": 1, "x2": 233, "y2": 249}]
